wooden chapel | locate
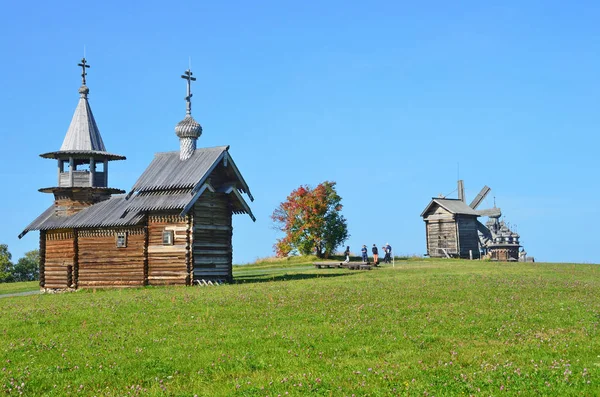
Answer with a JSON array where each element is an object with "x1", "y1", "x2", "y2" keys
[{"x1": 19, "y1": 59, "x2": 255, "y2": 290}]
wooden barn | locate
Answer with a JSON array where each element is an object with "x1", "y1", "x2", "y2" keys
[
  {"x1": 420, "y1": 198, "x2": 481, "y2": 259},
  {"x1": 19, "y1": 59, "x2": 255, "y2": 290}
]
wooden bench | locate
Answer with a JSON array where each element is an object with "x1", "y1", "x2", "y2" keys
[
  {"x1": 313, "y1": 262, "x2": 343, "y2": 269},
  {"x1": 341, "y1": 262, "x2": 373, "y2": 271}
]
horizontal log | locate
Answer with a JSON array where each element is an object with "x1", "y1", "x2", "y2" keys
[
  {"x1": 194, "y1": 225, "x2": 232, "y2": 231},
  {"x1": 78, "y1": 280, "x2": 144, "y2": 287},
  {"x1": 194, "y1": 257, "x2": 230, "y2": 264},
  {"x1": 193, "y1": 270, "x2": 229, "y2": 276},
  {"x1": 148, "y1": 245, "x2": 186, "y2": 253},
  {"x1": 192, "y1": 242, "x2": 230, "y2": 248},
  {"x1": 192, "y1": 249, "x2": 231, "y2": 255}
]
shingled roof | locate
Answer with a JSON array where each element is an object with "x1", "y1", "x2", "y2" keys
[
  {"x1": 39, "y1": 78, "x2": 125, "y2": 161},
  {"x1": 19, "y1": 196, "x2": 145, "y2": 238},
  {"x1": 127, "y1": 146, "x2": 253, "y2": 199},
  {"x1": 420, "y1": 198, "x2": 480, "y2": 217}
]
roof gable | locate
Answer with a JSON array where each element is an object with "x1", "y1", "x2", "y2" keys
[
  {"x1": 421, "y1": 198, "x2": 480, "y2": 217},
  {"x1": 128, "y1": 146, "x2": 229, "y2": 194}
]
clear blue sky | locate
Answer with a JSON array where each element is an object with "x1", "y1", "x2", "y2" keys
[{"x1": 1, "y1": 1, "x2": 599, "y2": 264}]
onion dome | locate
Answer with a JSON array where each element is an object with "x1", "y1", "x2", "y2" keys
[
  {"x1": 175, "y1": 115, "x2": 202, "y2": 139},
  {"x1": 176, "y1": 68, "x2": 202, "y2": 161}
]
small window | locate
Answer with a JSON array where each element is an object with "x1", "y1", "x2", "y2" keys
[
  {"x1": 116, "y1": 232, "x2": 127, "y2": 248},
  {"x1": 162, "y1": 230, "x2": 174, "y2": 245}
]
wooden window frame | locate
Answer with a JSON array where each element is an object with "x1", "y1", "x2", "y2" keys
[
  {"x1": 116, "y1": 232, "x2": 127, "y2": 248},
  {"x1": 162, "y1": 230, "x2": 174, "y2": 246}
]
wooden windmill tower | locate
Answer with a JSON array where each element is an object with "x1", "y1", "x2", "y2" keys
[{"x1": 421, "y1": 180, "x2": 501, "y2": 259}]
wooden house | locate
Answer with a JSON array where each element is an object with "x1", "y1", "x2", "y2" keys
[
  {"x1": 19, "y1": 60, "x2": 255, "y2": 290},
  {"x1": 420, "y1": 198, "x2": 481, "y2": 259}
]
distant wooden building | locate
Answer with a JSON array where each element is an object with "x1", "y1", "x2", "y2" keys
[
  {"x1": 19, "y1": 60, "x2": 254, "y2": 290},
  {"x1": 421, "y1": 180, "x2": 527, "y2": 261},
  {"x1": 421, "y1": 198, "x2": 481, "y2": 259}
]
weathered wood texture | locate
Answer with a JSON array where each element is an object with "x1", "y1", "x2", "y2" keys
[
  {"x1": 147, "y1": 213, "x2": 189, "y2": 285},
  {"x1": 314, "y1": 262, "x2": 342, "y2": 269},
  {"x1": 425, "y1": 213, "x2": 458, "y2": 258},
  {"x1": 457, "y1": 217, "x2": 481, "y2": 259},
  {"x1": 39, "y1": 231, "x2": 46, "y2": 288},
  {"x1": 193, "y1": 192, "x2": 233, "y2": 281},
  {"x1": 77, "y1": 228, "x2": 146, "y2": 288},
  {"x1": 490, "y1": 246, "x2": 519, "y2": 261},
  {"x1": 53, "y1": 189, "x2": 112, "y2": 216},
  {"x1": 44, "y1": 229, "x2": 75, "y2": 289},
  {"x1": 423, "y1": 204, "x2": 481, "y2": 259}
]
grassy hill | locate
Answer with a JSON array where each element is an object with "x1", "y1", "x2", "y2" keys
[{"x1": 0, "y1": 258, "x2": 598, "y2": 396}]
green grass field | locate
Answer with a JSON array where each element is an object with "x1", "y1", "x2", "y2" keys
[
  {"x1": 0, "y1": 281, "x2": 38, "y2": 295},
  {"x1": 0, "y1": 258, "x2": 598, "y2": 396}
]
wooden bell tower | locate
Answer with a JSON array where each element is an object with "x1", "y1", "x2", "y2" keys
[{"x1": 38, "y1": 58, "x2": 125, "y2": 216}]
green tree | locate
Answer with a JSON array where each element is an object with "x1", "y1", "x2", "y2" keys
[
  {"x1": 0, "y1": 244, "x2": 13, "y2": 283},
  {"x1": 12, "y1": 250, "x2": 40, "y2": 282},
  {"x1": 272, "y1": 181, "x2": 349, "y2": 258}
]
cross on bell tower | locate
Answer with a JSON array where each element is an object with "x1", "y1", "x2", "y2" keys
[
  {"x1": 78, "y1": 58, "x2": 90, "y2": 85},
  {"x1": 175, "y1": 67, "x2": 202, "y2": 161},
  {"x1": 37, "y1": 57, "x2": 126, "y2": 216},
  {"x1": 181, "y1": 69, "x2": 196, "y2": 115}
]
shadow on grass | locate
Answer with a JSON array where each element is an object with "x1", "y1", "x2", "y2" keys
[{"x1": 233, "y1": 271, "x2": 358, "y2": 284}]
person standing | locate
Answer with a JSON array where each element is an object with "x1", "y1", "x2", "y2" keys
[
  {"x1": 372, "y1": 244, "x2": 379, "y2": 264},
  {"x1": 382, "y1": 244, "x2": 390, "y2": 263},
  {"x1": 361, "y1": 245, "x2": 368, "y2": 262},
  {"x1": 385, "y1": 243, "x2": 392, "y2": 263},
  {"x1": 344, "y1": 246, "x2": 350, "y2": 263}
]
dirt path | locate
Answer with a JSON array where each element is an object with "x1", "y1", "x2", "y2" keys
[{"x1": 0, "y1": 290, "x2": 41, "y2": 299}]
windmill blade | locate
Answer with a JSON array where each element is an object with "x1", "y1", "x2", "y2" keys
[
  {"x1": 469, "y1": 185, "x2": 491, "y2": 209},
  {"x1": 457, "y1": 180, "x2": 465, "y2": 202}
]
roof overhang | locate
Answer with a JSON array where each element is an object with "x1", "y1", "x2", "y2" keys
[
  {"x1": 38, "y1": 187, "x2": 126, "y2": 194},
  {"x1": 40, "y1": 150, "x2": 126, "y2": 161},
  {"x1": 420, "y1": 198, "x2": 480, "y2": 218}
]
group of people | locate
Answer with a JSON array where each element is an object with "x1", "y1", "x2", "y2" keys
[{"x1": 344, "y1": 243, "x2": 392, "y2": 264}]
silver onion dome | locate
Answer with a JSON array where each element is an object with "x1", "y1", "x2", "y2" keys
[{"x1": 175, "y1": 115, "x2": 202, "y2": 138}]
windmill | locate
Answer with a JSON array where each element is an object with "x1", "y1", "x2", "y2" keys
[
  {"x1": 422, "y1": 180, "x2": 524, "y2": 260},
  {"x1": 456, "y1": 181, "x2": 501, "y2": 250}
]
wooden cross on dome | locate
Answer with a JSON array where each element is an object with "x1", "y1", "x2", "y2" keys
[
  {"x1": 78, "y1": 58, "x2": 90, "y2": 85},
  {"x1": 181, "y1": 69, "x2": 196, "y2": 115}
]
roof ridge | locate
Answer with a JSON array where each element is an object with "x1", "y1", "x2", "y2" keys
[{"x1": 154, "y1": 145, "x2": 229, "y2": 156}]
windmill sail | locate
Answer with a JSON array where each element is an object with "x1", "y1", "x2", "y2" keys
[{"x1": 469, "y1": 185, "x2": 490, "y2": 209}]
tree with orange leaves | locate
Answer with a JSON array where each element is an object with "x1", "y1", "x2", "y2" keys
[{"x1": 271, "y1": 181, "x2": 349, "y2": 258}]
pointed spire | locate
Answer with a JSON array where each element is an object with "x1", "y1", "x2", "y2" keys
[
  {"x1": 175, "y1": 67, "x2": 202, "y2": 161},
  {"x1": 59, "y1": 58, "x2": 105, "y2": 152}
]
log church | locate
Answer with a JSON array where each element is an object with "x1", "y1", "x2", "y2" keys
[{"x1": 19, "y1": 59, "x2": 255, "y2": 290}]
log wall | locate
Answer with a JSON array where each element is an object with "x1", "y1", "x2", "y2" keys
[
  {"x1": 424, "y1": 206, "x2": 458, "y2": 258},
  {"x1": 147, "y1": 213, "x2": 189, "y2": 285},
  {"x1": 77, "y1": 228, "x2": 146, "y2": 288},
  {"x1": 53, "y1": 190, "x2": 112, "y2": 216},
  {"x1": 193, "y1": 192, "x2": 233, "y2": 282},
  {"x1": 39, "y1": 231, "x2": 46, "y2": 288},
  {"x1": 44, "y1": 229, "x2": 75, "y2": 289},
  {"x1": 457, "y1": 216, "x2": 481, "y2": 259}
]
